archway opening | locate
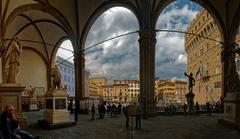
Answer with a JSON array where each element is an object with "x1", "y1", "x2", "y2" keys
[
  {"x1": 2, "y1": 8, "x2": 70, "y2": 112},
  {"x1": 55, "y1": 39, "x2": 75, "y2": 96},
  {"x1": 84, "y1": 7, "x2": 139, "y2": 110},
  {"x1": 155, "y1": 0, "x2": 224, "y2": 112}
]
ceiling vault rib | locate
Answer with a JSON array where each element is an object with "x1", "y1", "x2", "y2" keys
[
  {"x1": 75, "y1": 0, "x2": 80, "y2": 47},
  {"x1": 135, "y1": 0, "x2": 140, "y2": 10},
  {"x1": 50, "y1": 36, "x2": 69, "y2": 66},
  {"x1": 4, "y1": 19, "x2": 66, "y2": 59},
  {"x1": 22, "y1": 45, "x2": 49, "y2": 66},
  {"x1": 19, "y1": 14, "x2": 50, "y2": 60},
  {"x1": 5, "y1": 39, "x2": 56, "y2": 47},
  {"x1": 152, "y1": 0, "x2": 157, "y2": 15},
  {"x1": 0, "y1": 0, "x2": 2, "y2": 21},
  {"x1": 2, "y1": 0, "x2": 9, "y2": 23}
]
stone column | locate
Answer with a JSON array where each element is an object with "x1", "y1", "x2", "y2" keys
[
  {"x1": 139, "y1": 29, "x2": 156, "y2": 118},
  {"x1": 0, "y1": 37, "x2": 4, "y2": 84},
  {"x1": 47, "y1": 64, "x2": 52, "y2": 90},
  {"x1": 219, "y1": 40, "x2": 240, "y2": 129},
  {"x1": 74, "y1": 51, "x2": 84, "y2": 121},
  {"x1": 0, "y1": 56, "x2": 2, "y2": 83}
]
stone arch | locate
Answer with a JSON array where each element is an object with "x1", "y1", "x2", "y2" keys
[
  {"x1": 23, "y1": 46, "x2": 48, "y2": 67},
  {"x1": 3, "y1": 3, "x2": 76, "y2": 50},
  {"x1": 229, "y1": 4, "x2": 240, "y2": 45},
  {"x1": 50, "y1": 36, "x2": 71, "y2": 67},
  {"x1": 153, "y1": 0, "x2": 226, "y2": 45},
  {"x1": 18, "y1": 48, "x2": 48, "y2": 90},
  {"x1": 3, "y1": 19, "x2": 67, "y2": 60},
  {"x1": 79, "y1": 1, "x2": 140, "y2": 51}
]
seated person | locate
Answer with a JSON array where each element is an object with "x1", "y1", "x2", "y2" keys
[{"x1": 1, "y1": 105, "x2": 39, "y2": 139}]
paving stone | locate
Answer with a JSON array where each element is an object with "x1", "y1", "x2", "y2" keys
[{"x1": 23, "y1": 111, "x2": 240, "y2": 139}]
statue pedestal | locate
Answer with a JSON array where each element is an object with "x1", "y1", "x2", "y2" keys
[
  {"x1": 185, "y1": 92, "x2": 195, "y2": 114},
  {"x1": 39, "y1": 89, "x2": 76, "y2": 129},
  {"x1": 0, "y1": 84, "x2": 28, "y2": 128},
  {"x1": 218, "y1": 93, "x2": 240, "y2": 130},
  {"x1": 29, "y1": 97, "x2": 38, "y2": 111}
]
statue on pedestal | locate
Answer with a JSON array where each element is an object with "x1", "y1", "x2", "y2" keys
[
  {"x1": 7, "y1": 36, "x2": 22, "y2": 83},
  {"x1": 184, "y1": 72, "x2": 195, "y2": 113},
  {"x1": 51, "y1": 65, "x2": 61, "y2": 89},
  {"x1": 184, "y1": 72, "x2": 195, "y2": 92}
]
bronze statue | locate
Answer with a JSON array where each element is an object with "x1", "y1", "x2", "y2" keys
[
  {"x1": 184, "y1": 72, "x2": 195, "y2": 92},
  {"x1": 7, "y1": 36, "x2": 22, "y2": 83},
  {"x1": 225, "y1": 51, "x2": 240, "y2": 92},
  {"x1": 51, "y1": 65, "x2": 61, "y2": 89}
]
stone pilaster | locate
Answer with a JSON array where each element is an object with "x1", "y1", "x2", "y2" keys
[
  {"x1": 139, "y1": 29, "x2": 156, "y2": 118},
  {"x1": 47, "y1": 64, "x2": 51, "y2": 89},
  {"x1": 81, "y1": 54, "x2": 85, "y2": 100},
  {"x1": 219, "y1": 41, "x2": 240, "y2": 129},
  {"x1": 74, "y1": 51, "x2": 84, "y2": 121},
  {"x1": 0, "y1": 56, "x2": 2, "y2": 83}
]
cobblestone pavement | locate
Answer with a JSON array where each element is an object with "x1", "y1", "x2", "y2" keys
[{"x1": 23, "y1": 111, "x2": 240, "y2": 139}]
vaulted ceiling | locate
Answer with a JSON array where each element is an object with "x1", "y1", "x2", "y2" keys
[{"x1": 1, "y1": 0, "x2": 240, "y2": 66}]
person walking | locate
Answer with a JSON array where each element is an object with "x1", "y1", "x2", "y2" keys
[
  {"x1": 183, "y1": 103, "x2": 187, "y2": 115},
  {"x1": 135, "y1": 104, "x2": 141, "y2": 129},
  {"x1": 91, "y1": 104, "x2": 95, "y2": 120},
  {"x1": 122, "y1": 106, "x2": 129, "y2": 128},
  {"x1": 206, "y1": 102, "x2": 211, "y2": 115},
  {"x1": 195, "y1": 102, "x2": 200, "y2": 114}
]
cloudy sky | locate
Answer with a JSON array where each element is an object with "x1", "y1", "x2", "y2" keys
[{"x1": 57, "y1": 0, "x2": 201, "y2": 83}]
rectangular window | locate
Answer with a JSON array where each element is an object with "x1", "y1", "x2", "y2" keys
[{"x1": 214, "y1": 82, "x2": 221, "y2": 88}]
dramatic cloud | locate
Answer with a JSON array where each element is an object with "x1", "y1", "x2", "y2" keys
[
  {"x1": 85, "y1": 7, "x2": 139, "y2": 83},
  {"x1": 58, "y1": 1, "x2": 201, "y2": 83},
  {"x1": 155, "y1": 2, "x2": 200, "y2": 79}
]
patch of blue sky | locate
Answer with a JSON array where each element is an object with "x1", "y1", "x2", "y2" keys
[
  {"x1": 157, "y1": 65, "x2": 186, "y2": 79},
  {"x1": 102, "y1": 54, "x2": 126, "y2": 64},
  {"x1": 162, "y1": 0, "x2": 201, "y2": 14}
]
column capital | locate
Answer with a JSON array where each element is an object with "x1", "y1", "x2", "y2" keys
[
  {"x1": 73, "y1": 51, "x2": 85, "y2": 63},
  {"x1": 139, "y1": 29, "x2": 156, "y2": 38},
  {"x1": 138, "y1": 29, "x2": 156, "y2": 46}
]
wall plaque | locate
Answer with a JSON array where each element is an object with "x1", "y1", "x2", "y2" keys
[{"x1": 55, "y1": 99, "x2": 66, "y2": 109}]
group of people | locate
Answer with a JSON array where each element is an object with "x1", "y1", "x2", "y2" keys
[
  {"x1": 162, "y1": 100, "x2": 224, "y2": 115},
  {"x1": 0, "y1": 105, "x2": 38, "y2": 139},
  {"x1": 122, "y1": 104, "x2": 142, "y2": 129},
  {"x1": 91, "y1": 102, "x2": 124, "y2": 120},
  {"x1": 90, "y1": 102, "x2": 142, "y2": 129}
]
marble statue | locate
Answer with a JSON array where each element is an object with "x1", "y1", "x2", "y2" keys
[
  {"x1": 7, "y1": 36, "x2": 22, "y2": 83},
  {"x1": 51, "y1": 65, "x2": 61, "y2": 89}
]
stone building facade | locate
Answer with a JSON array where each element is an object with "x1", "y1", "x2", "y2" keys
[
  {"x1": 113, "y1": 80, "x2": 140, "y2": 102},
  {"x1": 103, "y1": 84, "x2": 128, "y2": 103},
  {"x1": 88, "y1": 76, "x2": 107, "y2": 98},
  {"x1": 155, "y1": 80, "x2": 187, "y2": 105},
  {"x1": 184, "y1": 9, "x2": 222, "y2": 104},
  {"x1": 57, "y1": 56, "x2": 90, "y2": 97},
  {"x1": 175, "y1": 80, "x2": 188, "y2": 104},
  {"x1": 57, "y1": 56, "x2": 75, "y2": 96},
  {"x1": 102, "y1": 80, "x2": 140, "y2": 103}
]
